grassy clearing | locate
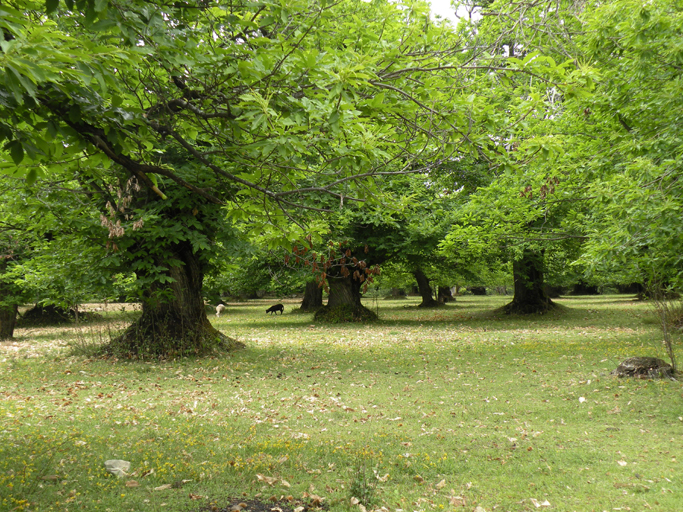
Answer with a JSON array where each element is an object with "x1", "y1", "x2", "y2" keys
[{"x1": 1, "y1": 295, "x2": 682, "y2": 512}]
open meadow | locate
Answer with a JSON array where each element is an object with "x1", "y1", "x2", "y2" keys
[{"x1": 1, "y1": 295, "x2": 682, "y2": 512}]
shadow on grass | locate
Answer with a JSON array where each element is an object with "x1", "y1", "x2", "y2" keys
[
  {"x1": 224, "y1": 303, "x2": 579, "y2": 331},
  {"x1": 555, "y1": 296, "x2": 640, "y2": 305}
]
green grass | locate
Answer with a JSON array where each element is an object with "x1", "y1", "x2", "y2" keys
[{"x1": 1, "y1": 295, "x2": 682, "y2": 512}]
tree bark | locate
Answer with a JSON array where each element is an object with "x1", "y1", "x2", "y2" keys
[
  {"x1": 1, "y1": 263, "x2": 20, "y2": 339},
  {"x1": 438, "y1": 286, "x2": 455, "y2": 303},
  {"x1": 108, "y1": 243, "x2": 243, "y2": 356},
  {"x1": 0, "y1": 303, "x2": 18, "y2": 340},
  {"x1": 413, "y1": 267, "x2": 439, "y2": 308},
  {"x1": 300, "y1": 280, "x2": 323, "y2": 311},
  {"x1": 503, "y1": 249, "x2": 555, "y2": 314},
  {"x1": 616, "y1": 283, "x2": 644, "y2": 295},
  {"x1": 314, "y1": 274, "x2": 377, "y2": 322}
]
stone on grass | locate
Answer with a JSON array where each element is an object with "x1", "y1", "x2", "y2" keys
[
  {"x1": 610, "y1": 357, "x2": 674, "y2": 379},
  {"x1": 104, "y1": 459, "x2": 131, "y2": 478}
]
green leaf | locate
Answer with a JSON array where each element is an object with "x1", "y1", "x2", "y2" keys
[
  {"x1": 8, "y1": 140, "x2": 24, "y2": 164},
  {"x1": 46, "y1": 0, "x2": 59, "y2": 14},
  {"x1": 25, "y1": 168, "x2": 38, "y2": 185},
  {"x1": 0, "y1": 123, "x2": 11, "y2": 142}
]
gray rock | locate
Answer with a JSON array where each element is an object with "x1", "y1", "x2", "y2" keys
[
  {"x1": 611, "y1": 357, "x2": 674, "y2": 379},
  {"x1": 104, "y1": 459, "x2": 131, "y2": 478}
]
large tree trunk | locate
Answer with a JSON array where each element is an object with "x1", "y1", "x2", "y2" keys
[
  {"x1": 108, "y1": 243, "x2": 243, "y2": 356},
  {"x1": 616, "y1": 283, "x2": 644, "y2": 295},
  {"x1": 438, "y1": 286, "x2": 455, "y2": 303},
  {"x1": 300, "y1": 280, "x2": 323, "y2": 312},
  {"x1": 413, "y1": 267, "x2": 439, "y2": 308},
  {"x1": 0, "y1": 303, "x2": 18, "y2": 341},
  {"x1": 1, "y1": 267, "x2": 20, "y2": 340},
  {"x1": 503, "y1": 249, "x2": 555, "y2": 315},
  {"x1": 314, "y1": 274, "x2": 377, "y2": 322}
]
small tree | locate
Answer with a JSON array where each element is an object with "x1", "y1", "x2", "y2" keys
[{"x1": 647, "y1": 283, "x2": 680, "y2": 372}]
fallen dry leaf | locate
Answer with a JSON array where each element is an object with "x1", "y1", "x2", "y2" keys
[
  {"x1": 125, "y1": 480, "x2": 139, "y2": 488},
  {"x1": 414, "y1": 475, "x2": 424, "y2": 483},
  {"x1": 449, "y1": 496, "x2": 466, "y2": 506},
  {"x1": 154, "y1": 484, "x2": 173, "y2": 491},
  {"x1": 350, "y1": 497, "x2": 360, "y2": 505},
  {"x1": 189, "y1": 493, "x2": 203, "y2": 500},
  {"x1": 308, "y1": 494, "x2": 324, "y2": 506},
  {"x1": 436, "y1": 479, "x2": 446, "y2": 489},
  {"x1": 256, "y1": 474, "x2": 278, "y2": 486},
  {"x1": 281, "y1": 479, "x2": 291, "y2": 488}
]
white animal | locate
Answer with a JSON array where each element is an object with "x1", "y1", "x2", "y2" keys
[{"x1": 215, "y1": 304, "x2": 225, "y2": 317}]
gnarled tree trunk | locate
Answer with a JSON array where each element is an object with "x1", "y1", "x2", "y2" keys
[
  {"x1": 413, "y1": 267, "x2": 439, "y2": 308},
  {"x1": 438, "y1": 286, "x2": 455, "y2": 303},
  {"x1": 0, "y1": 303, "x2": 18, "y2": 341},
  {"x1": 503, "y1": 249, "x2": 555, "y2": 315},
  {"x1": 108, "y1": 243, "x2": 243, "y2": 356},
  {"x1": 314, "y1": 274, "x2": 377, "y2": 322},
  {"x1": 300, "y1": 280, "x2": 323, "y2": 312}
]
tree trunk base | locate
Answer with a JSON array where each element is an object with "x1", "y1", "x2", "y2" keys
[
  {"x1": 299, "y1": 306, "x2": 323, "y2": 313},
  {"x1": 300, "y1": 280, "x2": 323, "y2": 312},
  {"x1": 314, "y1": 304, "x2": 377, "y2": 323},
  {"x1": 501, "y1": 298, "x2": 556, "y2": 315},
  {"x1": 418, "y1": 298, "x2": 441, "y2": 308},
  {"x1": 0, "y1": 304, "x2": 18, "y2": 340},
  {"x1": 104, "y1": 315, "x2": 244, "y2": 358},
  {"x1": 20, "y1": 304, "x2": 74, "y2": 326},
  {"x1": 438, "y1": 286, "x2": 455, "y2": 303}
]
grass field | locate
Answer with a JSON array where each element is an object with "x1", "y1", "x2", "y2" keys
[{"x1": 1, "y1": 295, "x2": 682, "y2": 512}]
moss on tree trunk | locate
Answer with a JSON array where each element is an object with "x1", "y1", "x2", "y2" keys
[
  {"x1": 314, "y1": 274, "x2": 376, "y2": 323},
  {"x1": 106, "y1": 243, "x2": 243, "y2": 357}
]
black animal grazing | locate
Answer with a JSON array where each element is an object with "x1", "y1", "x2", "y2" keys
[{"x1": 266, "y1": 304, "x2": 284, "y2": 315}]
